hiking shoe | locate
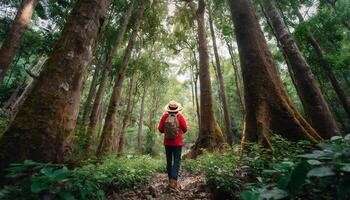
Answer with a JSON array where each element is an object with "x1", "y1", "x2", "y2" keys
[{"x1": 169, "y1": 179, "x2": 179, "y2": 191}]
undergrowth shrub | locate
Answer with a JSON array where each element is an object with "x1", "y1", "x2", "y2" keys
[
  {"x1": 183, "y1": 149, "x2": 241, "y2": 199},
  {"x1": 183, "y1": 134, "x2": 317, "y2": 199},
  {"x1": 0, "y1": 155, "x2": 165, "y2": 200},
  {"x1": 242, "y1": 134, "x2": 350, "y2": 200}
]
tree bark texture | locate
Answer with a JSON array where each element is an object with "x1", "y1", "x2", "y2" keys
[
  {"x1": 96, "y1": 0, "x2": 146, "y2": 158},
  {"x1": 83, "y1": 0, "x2": 135, "y2": 154},
  {"x1": 227, "y1": 0, "x2": 322, "y2": 150},
  {"x1": 187, "y1": 0, "x2": 224, "y2": 158},
  {"x1": 137, "y1": 80, "x2": 148, "y2": 154},
  {"x1": 81, "y1": 63, "x2": 102, "y2": 127},
  {"x1": 190, "y1": 49, "x2": 201, "y2": 130},
  {"x1": 226, "y1": 41, "x2": 245, "y2": 116},
  {"x1": 208, "y1": 5, "x2": 236, "y2": 145},
  {"x1": 2, "y1": 54, "x2": 41, "y2": 111},
  {"x1": 117, "y1": 74, "x2": 137, "y2": 155},
  {"x1": 262, "y1": 0, "x2": 339, "y2": 139},
  {"x1": 294, "y1": 9, "x2": 350, "y2": 121},
  {"x1": 0, "y1": 0, "x2": 38, "y2": 82},
  {"x1": 0, "y1": 0, "x2": 111, "y2": 170}
]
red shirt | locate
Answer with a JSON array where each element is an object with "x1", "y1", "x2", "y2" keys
[{"x1": 158, "y1": 113, "x2": 188, "y2": 146}]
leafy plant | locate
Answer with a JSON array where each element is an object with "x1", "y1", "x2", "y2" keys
[
  {"x1": 0, "y1": 155, "x2": 165, "y2": 200},
  {"x1": 242, "y1": 134, "x2": 350, "y2": 200}
]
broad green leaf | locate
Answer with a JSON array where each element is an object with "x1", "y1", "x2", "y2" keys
[
  {"x1": 340, "y1": 165, "x2": 350, "y2": 172},
  {"x1": 307, "y1": 160, "x2": 322, "y2": 165},
  {"x1": 53, "y1": 167, "x2": 70, "y2": 181},
  {"x1": 307, "y1": 167, "x2": 335, "y2": 177},
  {"x1": 241, "y1": 191, "x2": 260, "y2": 200},
  {"x1": 277, "y1": 175, "x2": 290, "y2": 190},
  {"x1": 31, "y1": 180, "x2": 51, "y2": 193},
  {"x1": 41, "y1": 167, "x2": 54, "y2": 177},
  {"x1": 287, "y1": 161, "x2": 309, "y2": 195},
  {"x1": 331, "y1": 136, "x2": 343, "y2": 141},
  {"x1": 344, "y1": 134, "x2": 350, "y2": 141},
  {"x1": 260, "y1": 187, "x2": 288, "y2": 199}
]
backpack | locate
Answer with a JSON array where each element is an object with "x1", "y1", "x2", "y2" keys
[{"x1": 164, "y1": 113, "x2": 179, "y2": 139}]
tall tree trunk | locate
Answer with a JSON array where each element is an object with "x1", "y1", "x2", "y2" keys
[
  {"x1": 117, "y1": 74, "x2": 137, "y2": 155},
  {"x1": 83, "y1": 0, "x2": 135, "y2": 154},
  {"x1": 11, "y1": 61, "x2": 41, "y2": 119},
  {"x1": 2, "y1": 54, "x2": 41, "y2": 110},
  {"x1": 137, "y1": 80, "x2": 148, "y2": 154},
  {"x1": 96, "y1": 0, "x2": 146, "y2": 158},
  {"x1": 208, "y1": 5, "x2": 236, "y2": 145},
  {"x1": 294, "y1": 9, "x2": 350, "y2": 121},
  {"x1": 2, "y1": 79, "x2": 26, "y2": 110},
  {"x1": 261, "y1": 0, "x2": 339, "y2": 138},
  {"x1": 227, "y1": 0, "x2": 321, "y2": 150},
  {"x1": 317, "y1": 75, "x2": 349, "y2": 132},
  {"x1": 226, "y1": 41, "x2": 245, "y2": 116},
  {"x1": 191, "y1": 49, "x2": 201, "y2": 129},
  {"x1": 0, "y1": 0, "x2": 38, "y2": 82},
  {"x1": 81, "y1": 63, "x2": 101, "y2": 127},
  {"x1": 187, "y1": 0, "x2": 224, "y2": 158},
  {"x1": 0, "y1": 0, "x2": 110, "y2": 170}
]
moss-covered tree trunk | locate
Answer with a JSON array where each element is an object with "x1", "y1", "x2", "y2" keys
[
  {"x1": 83, "y1": 0, "x2": 135, "y2": 154},
  {"x1": 0, "y1": 0, "x2": 38, "y2": 82},
  {"x1": 187, "y1": 0, "x2": 224, "y2": 158},
  {"x1": 227, "y1": 0, "x2": 322, "y2": 150},
  {"x1": 261, "y1": 0, "x2": 339, "y2": 139},
  {"x1": 208, "y1": 5, "x2": 236, "y2": 145},
  {"x1": 0, "y1": 0, "x2": 111, "y2": 170},
  {"x1": 96, "y1": 0, "x2": 146, "y2": 158}
]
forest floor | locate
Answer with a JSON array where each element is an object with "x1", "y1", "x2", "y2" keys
[{"x1": 108, "y1": 171, "x2": 212, "y2": 200}]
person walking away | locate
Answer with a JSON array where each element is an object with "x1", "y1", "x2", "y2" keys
[{"x1": 158, "y1": 100, "x2": 188, "y2": 190}]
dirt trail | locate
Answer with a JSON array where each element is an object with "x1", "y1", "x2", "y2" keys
[{"x1": 108, "y1": 171, "x2": 211, "y2": 200}]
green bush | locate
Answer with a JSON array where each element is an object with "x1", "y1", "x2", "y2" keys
[
  {"x1": 0, "y1": 155, "x2": 165, "y2": 200},
  {"x1": 242, "y1": 134, "x2": 350, "y2": 200},
  {"x1": 183, "y1": 149, "x2": 241, "y2": 199},
  {"x1": 182, "y1": 135, "x2": 317, "y2": 199}
]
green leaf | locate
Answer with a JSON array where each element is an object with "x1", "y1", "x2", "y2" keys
[
  {"x1": 53, "y1": 167, "x2": 70, "y2": 181},
  {"x1": 331, "y1": 136, "x2": 343, "y2": 141},
  {"x1": 260, "y1": 187, "x2": 288, "y2": 199},
  {"x1": 340, "y1": 165, "x2": 350, "y2": 172},
  {"x1": 307, "y1": 160, "x2": 322, "y2": 165},
  {"x1": 287, "y1": 161, "x2": 309, "y2": 195},
  {"x1": 307, "y1": 167, "x2": 335, "y2": 177},
  {"x1": 344, "y1": 134, "x2": 350, "y2": 141},
  {"x1": 31, "y1": 180, "x2": 51, "y2": 193},
  {"x1": 41, "y1": 167, "x2": 54, "y2": 177},
  {"x1": 241, "y1": 191, "x2": 260, "y2": 200},
  {"x1": 277, "y1": 175, "x2": 290, "y2": 190}
]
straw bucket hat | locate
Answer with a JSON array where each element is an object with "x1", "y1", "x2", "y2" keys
[{"x1": 165, "y1": 100, "x2": 182, "y2": 113}]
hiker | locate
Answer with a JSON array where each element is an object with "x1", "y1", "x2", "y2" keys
[{"x1": 158, "y1": 100, "x2": 188, "y2": 190}]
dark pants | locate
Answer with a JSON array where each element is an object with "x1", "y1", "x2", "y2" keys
[{"x1": 165, "y1": 145, "x2": 182, "y2": 180}]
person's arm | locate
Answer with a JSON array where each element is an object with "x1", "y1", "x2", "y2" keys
[
  {"x1": 158, "y1": 114, "x2": 168, "y2": 133},
  {"x1": 177, "y1": 114, "x2": 188, "y2": 133}
]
